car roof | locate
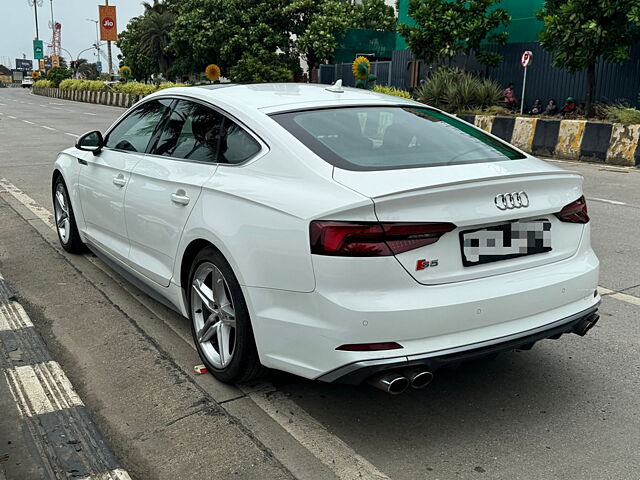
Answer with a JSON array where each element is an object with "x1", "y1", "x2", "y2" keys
[{"x1": 154, "y1": 83, "x2": 420, "y2": 114}]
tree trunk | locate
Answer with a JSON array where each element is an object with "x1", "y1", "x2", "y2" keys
[{"x1": 586, "y1": 62, "x2": 596, "y2": 118}]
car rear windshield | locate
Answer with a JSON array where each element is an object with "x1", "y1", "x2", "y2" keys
[{"x1": 272, "y1": 106, "x2": 525, "y2": 171}]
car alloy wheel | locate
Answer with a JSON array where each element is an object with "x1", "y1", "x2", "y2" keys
[
  {"x1": 191, "y1": 262, "x2": 237, "y2": 369},
  {"x1": 54, "y1": 183, "x2": 71, "y2": 244}
]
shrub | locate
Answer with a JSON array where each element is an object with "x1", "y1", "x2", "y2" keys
[
  {"x1": 33, "y1": 79, "x2": 52, "y2": 88},
  {"x1": 58, "y1": 79, "x2": 78, "y2": 90},
  {"x1": 415, "y1": 68, "x2": 502, "y2": 113},
  {"x1": 111, "y1": 82, "x2": 158, "y2": 96},
  {"x1": 229, "y1": 53, "x2": 293, "y2": 83},
  {"x1": 604, "y1": 105, "x2": 640, "y2": 124},
  {"x1": 372, "y1": 85, "x2": 412, "y2": 99},
  {"x1": 45, "y1": 66, "x2": 72, "y2": 87}
]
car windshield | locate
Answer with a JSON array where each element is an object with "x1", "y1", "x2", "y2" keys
[{"x1": 272, "y1": 106, "x2": 525, "y2": 171}]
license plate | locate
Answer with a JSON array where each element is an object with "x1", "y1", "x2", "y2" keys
[{"x1": 460, "y1": 220, "x2": 552, "y2": 266}]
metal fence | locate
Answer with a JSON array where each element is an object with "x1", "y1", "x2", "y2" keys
[
  {"x1": 320, "y1": 42, "x2": 640, "y2": 108},
  {"x1": 318, "y1": 61, "x2": 392, "y2": 87}
]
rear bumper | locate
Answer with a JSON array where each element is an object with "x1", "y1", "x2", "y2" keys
[{"x1": 317, "y1": 303, "x2": 600, "y2": 384}]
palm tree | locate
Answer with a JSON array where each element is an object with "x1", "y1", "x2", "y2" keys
[{"x1": 139, "y1": 9, "x2": 175, "y2": 75}]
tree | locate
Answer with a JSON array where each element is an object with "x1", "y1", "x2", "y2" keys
[
  {"x1": 170, "y1": 0, "x2": 295, "y2": 79},
  {"x1": 117, "y1": 16, "x2": 156, "y2": 80},
  {"x1": 288, "y1": 0, "x2": 396, "y2": 73},
  {"x1": 45, "y1": 66, "x2": 71, "y2": 87},
  {"x1": 537, "y1": 0, "x2": 640, "y2": 117},
  {"x1": 139, "y1": 9, "x2": 175, "y2": 75},
  {"x1": 398, "y1": 0, "x2": 511, "y2": 69}
]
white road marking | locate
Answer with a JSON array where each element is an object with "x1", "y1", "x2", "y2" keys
[
  {"x1": 589, "y1": 197, "x2": 627, "y2": 206},
  {"x1": 243, "y1": 384, "x2": 390, "y2": 479},
  {"x1": 0, "y1": 176, "x2": 392, "y2": 480},
  {"x1": 7, "y1": 115, "x2": 16, "y2": 119},
  {"x1": 0, "y1": 178, "x2": 55, "y2": 229},
  {"x1": 40, "y1": 104, "x2": 48, "y2": 107},
  {"x1": 22, "y1": 120, "x2": 35, "y2": 125},
  {"x1": 598, "y1": 286, "x2": 640, "y2": 306},
  {"x1": 0, "y1": 103, "x2": 6, "y2": 106},
  {"x1": 41, "y1": 125, "x2": 56, "y2": 131},
  {"x1": 77, "y1": 469, "x2": 133, "y2": 480},
  {"x1": 83, "y1": 112, "x2": 97, "y2": 116},
  {"x1": 4, "y1": 362, "x2": 84, "y2": 416},
  {"x1": 65, "y1": 132, "x2": 78, "y2": 137},
  {"x1": 0, "y1": 300, "x2": 35, "y2": 332}
]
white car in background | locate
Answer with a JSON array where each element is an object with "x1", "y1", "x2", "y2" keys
[{"x1": 51, "y1": 83, "x2": 600, "y2": 394}]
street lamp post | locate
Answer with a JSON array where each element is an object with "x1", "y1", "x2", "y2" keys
[
  {"x1": 86, "y1": 18, "x2": 100, "y2": 69},
  {"x1": 27, "y1": 0, "x2": 43, "y2": 40}
]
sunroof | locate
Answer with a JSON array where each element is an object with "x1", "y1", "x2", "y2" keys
[{"x1": 194, "y1": 84, "x2": 238, "y2": 90}]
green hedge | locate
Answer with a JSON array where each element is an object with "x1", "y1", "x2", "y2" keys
[
  {"x1": 56, "y1": 79, "x2": 187, "y2": 97},
  {"x1": 33, "y1": 79, "x2": 52, "y2": 88}
]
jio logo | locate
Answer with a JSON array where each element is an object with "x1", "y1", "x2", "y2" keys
[{"x1": 103, "y1": 17, "x2": 115, "y2": 29}]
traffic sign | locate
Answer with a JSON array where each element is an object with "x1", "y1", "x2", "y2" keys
[
  {"x1": 33, "y1": 40, "x2": 44, "y2": 60},
  {"x1": 521, "y1": 51, "x2": 533, "y2": 68}
]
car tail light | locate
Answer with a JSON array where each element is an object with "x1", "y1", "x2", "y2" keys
[
  {"x1": 555, "y1": 196, "x2": 589, "y2": 223},
  {"x1": 309, "y1": 221, "x2": 455, "y2": 256},
  {"x1": 336, "y1": 342, "x2": 403, "y2": 351}
]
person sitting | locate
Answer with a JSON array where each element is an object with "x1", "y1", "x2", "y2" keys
[
  {"x1": 543, "y1": 99, "x2": 558, "y2": 116},
  {"x1": 528, "y1": 99, "x2": 543, "y2": 115},
  {"x1": 503, "y1": 83, "x2": 517, "y2": 110},
  {"x1": 560, "y1": 97, "x2": 577, "y2": 117}
]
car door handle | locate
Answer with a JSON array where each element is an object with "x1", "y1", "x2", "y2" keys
[
  {"x1": 171, "y1": 192, "x2": 190, "y2": 206},
  {"x1": 113, "y1": 175, "x2": 127, "y2": 187}
]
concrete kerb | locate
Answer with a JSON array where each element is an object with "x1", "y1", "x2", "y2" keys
[{"x1": 457, "y1": 113, "x2": 639, "y2": 167}]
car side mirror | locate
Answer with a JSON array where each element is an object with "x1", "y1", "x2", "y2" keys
[{"x1": 75, "y1": 131, "x2": 104, "y2": 155}]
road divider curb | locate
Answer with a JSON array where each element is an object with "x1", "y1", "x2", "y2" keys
[
  {"x1": 32, "y1": 87, "x2": 137, "y2": 109},
  {"x1": 459, "y1": 114, "x2": 640, "y2": 166}
]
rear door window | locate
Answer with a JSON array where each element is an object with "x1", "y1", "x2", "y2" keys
[
  {"x1": 150, "y1": 99, "x2": 224, "y2": 163},
  {"x1": 272, "y1": 106, "x2": 525, "y2": 171}
]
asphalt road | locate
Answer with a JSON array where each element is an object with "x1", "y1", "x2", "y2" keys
[{"x1": 0, "y1": 87, "x2": 639, "y2": 480}]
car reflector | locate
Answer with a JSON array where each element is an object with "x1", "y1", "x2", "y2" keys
[{"x1": 336, "y1": 342, "x2": 403, "y2": 351}]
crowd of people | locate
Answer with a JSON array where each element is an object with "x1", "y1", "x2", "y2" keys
[{"x1": 502, "y1": 83, "x2": 585, "y2": 118}]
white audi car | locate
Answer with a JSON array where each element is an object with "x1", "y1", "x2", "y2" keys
[{"x1": 52, "y1": 83, "x2": 600, "y2": 394}]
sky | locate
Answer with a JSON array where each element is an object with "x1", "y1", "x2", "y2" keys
[{"x1": 0, "y1": 0, "x2": 146, "y2": 71}]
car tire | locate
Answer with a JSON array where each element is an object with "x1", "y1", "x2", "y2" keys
[
  {"x1": 188, "y1": 246, "x2": 265, "y2": 383},
  {"x1": 52, "y1": 176, "x2": 86, "y2": 254}
]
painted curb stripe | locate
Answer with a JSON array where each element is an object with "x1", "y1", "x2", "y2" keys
[
  {"x1": 490, "y1": 116, "x2": 516, "y2": 142},
  {"x1": 511, "y1": 117, "x2": 538, "y2": 152},
  {"x1": 474, "y1": 114, "x2": 494, "y2": 132},
  {"x1": 77, "y1": 469, "x2": 133, "y2": 480},
  {"x1": 5, "y1": 361, "x2": 84, "y2": 417},
  {"x1": 532, "y1": 119, "x2": 561, "y2": 157},
  {"x1": 580, "y1": 122, "x2": 612, "y2": 162},
  {"x1": 606, "y1": 123, "x2": 640, "y2": 166},
  {"x1": 556, "y1": 120, "x2": 586, "y2": 160}
]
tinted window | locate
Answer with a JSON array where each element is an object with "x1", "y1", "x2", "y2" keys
[
  {"x1": 219, "y1": 120, "x2": 261, "y2": 164},
  {"x1": 151, "y1": 100, "x2": 224, "y2": 163},
  {"x1": 273, "y1": 107, "x2": 525, "y2": 171},
  {"x1": 105, "y1": 99, "x2": 172, "y2": 152}
]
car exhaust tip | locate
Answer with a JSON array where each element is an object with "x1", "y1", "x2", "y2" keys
[
  {"x1": 404, "y1": 369, "x2": 434, "y2": 389},
  {"x1": 573, "y1": 313, "x2": 600, "y2": 337},
  {"x1": 367, "y1": 371, "x2": 410, "y2": 395}
]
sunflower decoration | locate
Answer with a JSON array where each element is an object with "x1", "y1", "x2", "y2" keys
[
  {"x1": 119, "y1": 65, "x2": 132, "y2": 79},
  {"x1": 352, "y1": 56, "x2": 377, "y2": 89},
  {"x1": 205, "y1": 64, "x2": 221, "y2": 83},
  {"x1": 31, "y1": 71, "x2": 41, "y2": 79}
]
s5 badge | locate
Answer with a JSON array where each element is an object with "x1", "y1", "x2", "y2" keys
[{"x1": 416, "y1": 259, "x2": 438, "y2": 271}]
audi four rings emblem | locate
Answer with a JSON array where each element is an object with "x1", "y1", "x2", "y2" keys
[{"x1": 494, "y1": 192, "x2": 529, "y2": 210}]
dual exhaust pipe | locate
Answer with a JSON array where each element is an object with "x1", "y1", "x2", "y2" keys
[{"x1": 367, "y1": 368, "x2": 433, "y2": 395}]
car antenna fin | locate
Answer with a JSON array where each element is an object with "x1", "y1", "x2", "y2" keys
[{"x1": 325, "y1": 79, "x2": 344, "y2": 93}]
